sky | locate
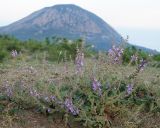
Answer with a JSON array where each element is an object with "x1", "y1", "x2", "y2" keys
[{"x1": 0, "y1": 0, "x2": 160, "y2": 51}]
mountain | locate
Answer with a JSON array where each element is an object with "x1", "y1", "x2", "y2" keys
[
  {"x1": 134, "y1": 45, "x2": 159, "y2": 54},
  {"x1": 0, "y1": 4, "x2": 123, "y2": 50}
]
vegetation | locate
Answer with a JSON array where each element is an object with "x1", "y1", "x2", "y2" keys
[
  {"x1": 0, "y1": 35, "x2": 160, "y2": 128},
  {"x1": 153, "y1": 54, "x2": 160, "y2": 61},
  {"x1": 0, "y1": 35, "x2": 95, "y2": 63},
  {"x1": 122, "y1": 46, "x2": 148, "y2": 64}
]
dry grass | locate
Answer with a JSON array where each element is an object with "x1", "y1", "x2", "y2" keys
[{"x1": 0, "y1": 59, "x2": 160, "y2": 128}]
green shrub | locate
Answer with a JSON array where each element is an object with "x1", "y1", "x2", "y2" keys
[
  {"x1": 0, "y1": 50, "x2": 8, "y2": 62},
  {"x1": 0, "y1": 35, "x2": 94, "y2": 63},
  {"x1": 153, "y1": 54, "x2": 160, "y2": 61},
  {"x1": 123, "y1": 46, "x2": 148, "y2": 64}
]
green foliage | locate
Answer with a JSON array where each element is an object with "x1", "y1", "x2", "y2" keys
[
  {"x1": 0, "y1": 50, "x2": 9, "y2": 62},
  {"x1": 0, "y1": 35, "x2": 95, "y2": 63},
  {"x1": 123, "y1": 46, "x2": 148, "y2": 64},
  {"x1": 0, "y1": 34, "x2": 159, "y2": 127},
  {"x1": 153, "y1": 54, "x2": 160, "y2": 61},
  {"x1": 0, "y1": 56, "x2": 160, "y2": 127}
]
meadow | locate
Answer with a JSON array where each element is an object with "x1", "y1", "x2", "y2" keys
[{"x1": 0, "y1": 35, "x2": 160, "y2": 128}]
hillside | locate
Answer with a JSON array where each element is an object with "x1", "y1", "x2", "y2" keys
[{"x1": 0, "y1": 4, "x2": 122, "y2": 50}]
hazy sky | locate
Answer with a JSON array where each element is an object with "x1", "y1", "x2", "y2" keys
[{"x1": 0, "y1": 0, "x2": 160, "y2": 51}]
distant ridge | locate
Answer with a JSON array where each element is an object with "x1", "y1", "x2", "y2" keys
[
  {"x1": 0, "y1": 4, "x2": 158, "y2": 53},
  {"x1": 0, "y1": 4, "x2": 122, "y2": 50}
]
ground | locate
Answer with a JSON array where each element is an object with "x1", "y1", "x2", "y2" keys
[{"x1": 0, "y1": 59, "x2": 160, "y2": 128}]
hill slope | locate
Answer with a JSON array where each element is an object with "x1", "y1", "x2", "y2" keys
[{"x1": 0, "y1": 4, "x2": 122, "y2": 50}]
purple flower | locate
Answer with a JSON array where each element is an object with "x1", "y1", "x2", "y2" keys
[
  {"x1": 92, "y1": 78, "x2": 102, "y2": 96},
  {"x1": 47, "y1": 108, "x2": 52, "y2": 113},
  {"x1": 11, "y1": 50, "x2": 18, "y2": 58},
  {"x1": 131, "y1": 55, "x2": 138, "y2": 63},
  {"x1": 50, "y1": 96, "x2": 56, "y2": 101},
  {"x1": 126, "y1": 84, "x2": 133, "y2": 95},
  {"x1": 108, "y1": 45, "x2": 123, "y2": 64},
  {"x1": 64, "y1": 98, "x2": 79, "y2": 115},
  {"x1": 138, "y1": 59, "x2": 147, "y2": 71},
  {"x1": 29, "y1": 88, "x2": 40, "y2": 99},
  {"x1": 129, "y1": 59, "x2": 148, "y2": 79}
]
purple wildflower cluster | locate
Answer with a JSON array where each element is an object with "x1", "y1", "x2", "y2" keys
[
  {"x1": 108, "y1": 45, "x2": 124, "y2": 64},
  {"x1": 92, "y1": 78, "x2": 102, "y2": 96},
  {"x1": 43, "y1": 96, "x2": 65, "y2": 112},
  {"x1": 42, "y1": 96, "x2": 79, "y2": 116},
  {"x1": 29, "y1": 88, "x2": 57, "y2": 103},
  {"x1": 130, "y1": 55, "x2": 138, "y2": 63},
  {"x1": 126, "y1": 84, "x2": 133, "y2": 95},
  {"x1": 138, "y1": 59, "x2": 147, "y2": 71},
  {"x1": 75, "y1": 48, "x2": 84, "y2": 74},
  {"x1": 29, "y1": 88, "x2": 79, "y2": 116},
  {"x1": 11, "y1": 50, "x2": 18, "y2": 58},
  {"x1": 129, "y1": 59, "x2": 148, "y2": 79},
  {"x1": 64, "y1": 98, "x2": 79, "y2": 116},
  {"x1": 29, "y1": 88, "x2": 41, "y2": 99}
]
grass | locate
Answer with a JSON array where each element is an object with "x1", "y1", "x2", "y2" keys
[{"x1": 0, "y1": 58, "x2": 160, "y2": 128}]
